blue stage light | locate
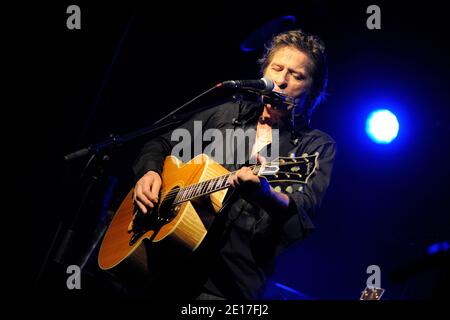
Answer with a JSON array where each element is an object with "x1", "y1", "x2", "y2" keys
[
  {"x1": 366, "y1": 109, "x2": 399, "y2": 144},
  {"x1": 427, "y1": 241, "x2": 449, "y2": 256}
]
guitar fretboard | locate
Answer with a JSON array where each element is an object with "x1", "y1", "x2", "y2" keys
[{"x1": 173, "y1": 165, "x2": 260, "y2": 204}]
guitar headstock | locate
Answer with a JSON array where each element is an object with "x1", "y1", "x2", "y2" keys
[
  {"x1": 259, "y1": 152, "x2": 319, "y2": 184},
  {"x1": 360, "y1": 286, "x2": 385, "y2": 300}
]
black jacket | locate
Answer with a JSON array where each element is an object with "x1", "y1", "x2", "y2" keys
[{"x1": 133, "y1": 99, "x2": 336, "y2": 299}]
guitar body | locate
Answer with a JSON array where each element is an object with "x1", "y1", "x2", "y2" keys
[{"x1": 98, "y1": 154, "x2": 229, "y2": 270}]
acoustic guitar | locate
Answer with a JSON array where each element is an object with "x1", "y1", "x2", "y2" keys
[{"x1": 98, "y1": 153, "x2": 318, "y2": 270}]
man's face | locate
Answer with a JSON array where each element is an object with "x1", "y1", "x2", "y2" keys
[{"x1": 263, "y1": 46, "x2": 313, "y2": 113}]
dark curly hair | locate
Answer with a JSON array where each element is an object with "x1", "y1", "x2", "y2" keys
[{"x1": 258, "y1": 29, "x2": 328, "y2": 120}]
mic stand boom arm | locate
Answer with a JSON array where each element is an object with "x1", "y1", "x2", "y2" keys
[{"x1": 64, "y1": 84, "x2": 220, "y2": 161}]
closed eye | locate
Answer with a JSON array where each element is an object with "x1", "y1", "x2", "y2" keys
[
  {"x1": 293, "y1": 74, "x2": 306, "y2": 80},
  {"x1": 272, "y1": 65, "x2": 283, "y2": 71}
]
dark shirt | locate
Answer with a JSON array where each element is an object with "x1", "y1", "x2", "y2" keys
[{"x1": 133, "y1": 99, "x2": 336, "y2": 299}]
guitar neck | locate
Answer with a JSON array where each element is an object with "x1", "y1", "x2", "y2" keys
[
  {"x1": 171, "y1": 153, "x2": 318, "y2": 205},
  {"x1": 173, "y1": 165, "x2": 260, "y2": 204}
]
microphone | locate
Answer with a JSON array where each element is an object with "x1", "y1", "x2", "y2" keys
[
  {"x1": 218, "y1": 77, "x2": 301, "y2": 110},
  {"x1": 219, "y1": 77, "x2": 274, "y2": 93}
]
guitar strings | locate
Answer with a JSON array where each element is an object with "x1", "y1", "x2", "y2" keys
[
  {"x1": 158, "y1": 165, "x2": 257, "y2": 201},
  {"x1": 149, "y1": 159, "x2": 300, "y2": 202},
  {"x1": 150, "y1": 164, "x2": 260, "y2": 204},
  {"x1": 138, "y1": 158, "x2": 305, "y2": 205}
]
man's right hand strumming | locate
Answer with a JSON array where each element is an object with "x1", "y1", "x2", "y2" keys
[{"x1": 133, "y1": 170, "x2": 162, "y2": 214}]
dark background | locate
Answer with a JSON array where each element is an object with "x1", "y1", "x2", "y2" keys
[{"x1": 5, "y1": 1, "x2": 449, "y2": 299}]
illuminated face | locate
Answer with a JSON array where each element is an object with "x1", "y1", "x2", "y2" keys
[{"x1": 263, "y1": 46, "x2": 313, "y2": 117}]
